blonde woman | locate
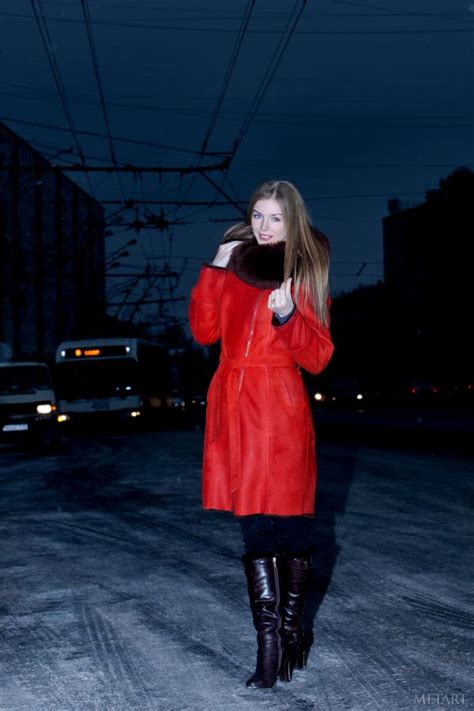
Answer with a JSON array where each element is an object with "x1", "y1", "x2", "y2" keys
[{"x1": 189, "y1": 180, "x2": 334, "y2": 688}]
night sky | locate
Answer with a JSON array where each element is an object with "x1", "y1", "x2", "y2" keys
[{"x1": 1, "y1": 0, "x2": 473, "y2": 327}]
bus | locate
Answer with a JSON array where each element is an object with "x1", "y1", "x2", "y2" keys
[{"x1": 54, "y1": 337, "x2": 170, "y2": 423}]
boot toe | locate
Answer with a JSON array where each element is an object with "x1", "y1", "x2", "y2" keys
[{"x1": 246, "y1": 674, "x2": 277, "y2": 688}]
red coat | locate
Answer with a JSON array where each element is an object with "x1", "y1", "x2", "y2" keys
[{"x1": 188, "y1": 238, "x2": 334, "y2": 516}]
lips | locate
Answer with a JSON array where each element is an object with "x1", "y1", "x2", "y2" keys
[{"x1": 259, "y1": 233, "x2": 273, "y2": 241}]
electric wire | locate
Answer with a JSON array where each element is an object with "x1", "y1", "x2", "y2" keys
[
  {"x1": 80, "y1": 0, "x2": 126, "y2": 201},
  {"x1": 201, "y1": 0, "x2": 255, "y2": 154},
  {"x1": 4, "y1": 78, "x2": 473, "y2": 108},
  {"x1": 0, "y1": 115, "x2": 229, "y2": 156},
  {"x1": 4, "y1": 87, "x2": 474, "y2": 126},
  {"x1": 167, "y1": 0, "x2": 255, "y2": 221},
  {"x1": 29, "y1": 0, "x2": 96, "y2": 197},
  {"x1": 4, "y1": 11, "x2": 474, "y2": 33},
  {"x1": 231, "y1": 0, "x2": 307, "y2": 156}
]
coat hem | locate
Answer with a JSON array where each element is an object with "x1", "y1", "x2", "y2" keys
[{"x1": 203, "y1": 505, "x2": 315, "y2": 518}]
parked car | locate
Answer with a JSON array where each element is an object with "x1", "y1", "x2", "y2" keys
[{"x1": 0, "y1": 362, "x2": 66, "y2": 449}]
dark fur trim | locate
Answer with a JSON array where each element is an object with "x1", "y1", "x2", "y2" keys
[
  {"x1": 225, "y1": 228, "x2": 330, "y2": 290},
  {"x1": 227, "y1": 238, "x2": 285, "y2": 289}
]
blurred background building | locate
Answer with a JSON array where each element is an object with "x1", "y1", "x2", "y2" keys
[
  {"x1": 382, "y1": 167, "x2": 473, "y2": 387},
  {"x1": 0, "y1": 121, "x2": 105, "y2": 361},
  {"x1": 326, "y1": 167, "x2": 473, "y2": 401}
]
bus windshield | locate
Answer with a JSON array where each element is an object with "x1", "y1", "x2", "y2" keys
[{"x1": 55, "y1": 358, "x2": 140, "y2": 400}]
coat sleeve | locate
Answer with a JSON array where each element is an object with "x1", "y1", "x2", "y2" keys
[
  {"x1": 188, "y1": 264, "x2": 227, "y2": 345},
  {"x1": 272, "y1": 298, "x2": 334, "y2": 375}
]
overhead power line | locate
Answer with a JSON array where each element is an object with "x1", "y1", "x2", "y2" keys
[
  {"x1": 80, "y1": 0, "x2": 126, "y2": 200},
  {"x1": 168, "y1": 0, "x2": 255, "y2": 223},
  {"x1": 231, "y1": 0, "x2": 308, "y2": 155},
  {"x1": 0, "y1": 115, "x2": 230, "y2": 157},
  {"x1": 4, "y1": 88, "x2": 474, "y2": 126},
  {"x1": 29, "y1": 0, "x2": 95, "y2": 197},
  {"x1": 201, "y1": 0, "x2": 256, "y2": 155},
  {"x1": 4, "y1": 12, "x2": 474, "y2": 33},
  {"x1": 3, "y1": 78, "x2": 473, "y2": 108},
  {"x1": 0, "y1": 159, "x2": 231, "y2": 174},
  {"x1": 14, "y1": 3, "x2": 474, "y2": 21}
]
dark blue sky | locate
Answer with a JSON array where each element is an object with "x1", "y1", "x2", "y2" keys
[{"x1": 1, "y1": 0, "x2": 473, "y2": 326}]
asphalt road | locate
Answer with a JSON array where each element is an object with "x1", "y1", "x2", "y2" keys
[{"x1": 0, "y1": 428, "x2": 472, "y2": 710}]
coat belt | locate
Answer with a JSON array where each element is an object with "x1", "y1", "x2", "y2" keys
[
  {"x1": 220, "y1": 353, "x2": 296, "y2": 369},
  {"x1": 218, "y1": 353, "x2": 297, "y2": 494}
]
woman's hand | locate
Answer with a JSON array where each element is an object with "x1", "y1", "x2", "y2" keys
[
  {"x1": 211, "y1": 240, "x2": 241, "y2": 268},
  {"x1": 268, "y1": 277, "x2": 294, "y2": 318}
]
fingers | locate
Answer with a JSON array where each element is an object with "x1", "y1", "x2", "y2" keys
[
  {"x1": 212, "y1": 240, "x2": 241, "y2": 267},
  {"x1": 226, "y1": 240, "x2": 242, "y2": 251},
  {"x1": 267, "y1": 277, "x2": 294, "y2": 316},
  {"x1": 219, "y1": 242, "x2": 237, "y2": 256}
]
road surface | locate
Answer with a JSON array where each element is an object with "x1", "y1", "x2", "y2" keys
[{"x1": 0, "y1": 429, "x2": 472, "y2": 710}]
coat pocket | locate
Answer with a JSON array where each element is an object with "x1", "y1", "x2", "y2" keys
[{"x1": 281, "y1": 368, "x2": 299, "y2": 406}]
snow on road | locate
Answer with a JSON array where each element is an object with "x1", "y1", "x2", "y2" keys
[{"x1": 0, "y1": 430, "x2": 472, "y2": 710}]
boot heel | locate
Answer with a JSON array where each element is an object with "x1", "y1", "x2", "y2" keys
[
  {"x1": 278, "y1": 654, "x2": 293, "y2": 682},
  {"x1": 296, "y1": 647, "x2": 306, "y2": 670}
]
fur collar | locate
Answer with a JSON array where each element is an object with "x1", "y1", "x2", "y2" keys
[
  {"x1": 227, "y1": 238, "x2": 285, "y2": 289},
  {"x1": 225, "y1": 228, "x2": 330, "y2": 290}
]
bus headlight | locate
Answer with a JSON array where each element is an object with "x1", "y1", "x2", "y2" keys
[{"x1": 37, "y1": 403, "x2": 55, "y2": 415}]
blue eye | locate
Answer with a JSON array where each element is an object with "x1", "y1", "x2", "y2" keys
[{"x1": 272, "y1": 216, "x2": 281, "y2": 222}]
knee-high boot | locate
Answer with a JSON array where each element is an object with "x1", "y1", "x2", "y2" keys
[
  {"x1": 277, "y1": 553, "x2": 311, "y2": 682},
  {"x1": 243, "y1": 555, "x2": 281, "y2": 688}
]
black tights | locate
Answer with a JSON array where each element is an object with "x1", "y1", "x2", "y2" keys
[{"x1": 238, "y1": 515, "x2": 313, "y2": 556}]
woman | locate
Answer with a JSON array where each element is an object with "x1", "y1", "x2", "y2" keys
[{"x1": 188, "y1": 180, "x2": 334, "y2": 688}]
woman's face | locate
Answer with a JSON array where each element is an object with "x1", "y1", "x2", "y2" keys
[{"x1": 251, "y1": 198, "x2": 287, "y2": 245}]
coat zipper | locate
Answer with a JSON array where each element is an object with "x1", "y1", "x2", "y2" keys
[{"x1": 238, "y1": 293, "x2": 263, "y2": 393}]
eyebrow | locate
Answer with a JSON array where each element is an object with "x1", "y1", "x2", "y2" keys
[{"x1": 253, "y1": 210, "x2": 283, "y2": 216}]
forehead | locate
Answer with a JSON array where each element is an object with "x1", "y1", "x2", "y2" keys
[{"x1": 253, "y1": 198, "x2": 283, "y2": 215}]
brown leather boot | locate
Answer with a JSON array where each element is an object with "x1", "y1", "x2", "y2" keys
[
  {"x1": 277, "y1": 553, "x2": 311, "y2": 682},
  {"x1": 243, "y1": 555, "x2": 281, "y2": 688}
]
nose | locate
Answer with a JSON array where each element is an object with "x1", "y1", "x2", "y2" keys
[{"x1": 261, "y1": 216, "x2": 270, "y2": 230}]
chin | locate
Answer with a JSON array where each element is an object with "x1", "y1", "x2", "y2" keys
[{"x1": 256, "y1": 236, "x2": 285, "y2": 245}]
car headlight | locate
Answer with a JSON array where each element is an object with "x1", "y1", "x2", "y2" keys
[{"x1": 37, "y1": 403, "x2": 55, "y2": 415}]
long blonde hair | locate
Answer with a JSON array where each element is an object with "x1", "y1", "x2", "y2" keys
[{"x1": 224, "y1": 180, "x2": 330, "y2": 326}]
